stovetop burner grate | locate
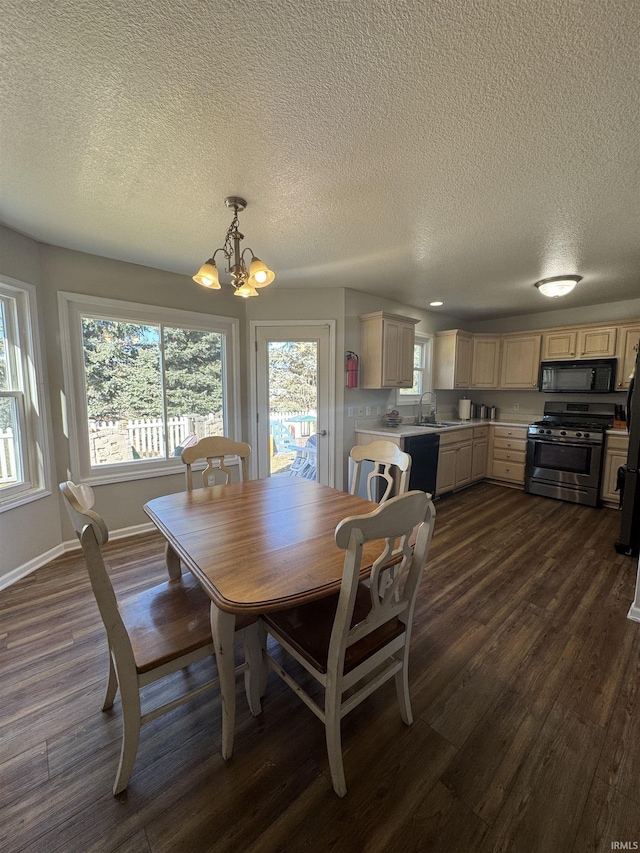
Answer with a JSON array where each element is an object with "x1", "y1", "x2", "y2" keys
[{"x1": 533, "y1": 419, "x2": 609, "y2": 431}]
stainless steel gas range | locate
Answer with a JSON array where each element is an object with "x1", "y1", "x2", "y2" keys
[{"x1": 525, "y1": 401, "x2": 615, "y2": 507}]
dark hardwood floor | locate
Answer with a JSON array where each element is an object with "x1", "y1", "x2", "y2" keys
[{"x1": 2, "y1": 483, "x2": 640, "y2": 852}]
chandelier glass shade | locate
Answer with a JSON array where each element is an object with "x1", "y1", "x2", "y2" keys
[
  {"x1": 534, "y1": 275, "x2": 582, "y2": 298},
  {"x1": 193, "y1": 197, "x2": 275, "y2": 298}
]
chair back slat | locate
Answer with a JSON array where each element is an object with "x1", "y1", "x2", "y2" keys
[
  {"x1": 181, "y1": 436, "x2": 251, "y2": 489},
  {"x1": 349, "y1": 440, "x2": 412, "y2": 503},
  {"x1": 330, "y1": 491, "x2": 436, "y2": 667},
  {"x1": 59, "y1": 482, "x2": 134, "y2": 666}
]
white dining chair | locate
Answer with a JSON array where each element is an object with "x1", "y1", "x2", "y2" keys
[
  {"x1": 349, "y1": 439, "x2": 412, "y2": 503},
  {"x1": 59, "y1": 480, "x2": 262, "y2": 795},
  {"x1": 260, "y1": 489, "x2": 436, "y2": 797},
  {"x1": 181, "y1": 436, "x2": 251, "y2": 490}
]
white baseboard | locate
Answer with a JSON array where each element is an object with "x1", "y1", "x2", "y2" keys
[
  {"x1": 0, "y1": 544, "x2": 66, "y2": 591},
  {"x1": 0, "y1": 522, "x2": 157, "y2": 591}
]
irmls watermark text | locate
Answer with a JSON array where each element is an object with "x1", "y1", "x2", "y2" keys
[{"x1": 611, "y1": 843, "x2": 639, "y2": 850}]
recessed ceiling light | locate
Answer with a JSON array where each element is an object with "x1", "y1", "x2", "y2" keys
[{"x1": 429, "y1": 301, "x2": 444, "y2": 307}]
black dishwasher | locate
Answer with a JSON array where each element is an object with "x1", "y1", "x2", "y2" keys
[{"x1": 403, "y1": 433, "x2": 440, "y2": 496}]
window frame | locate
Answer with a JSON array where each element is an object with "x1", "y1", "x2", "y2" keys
[
  {"x1": 59, "y1": 292, "x2": 241, "y2": 485},
  {"x1": 397, "y1": 333, "x2": 434, "y2": 404},
  {"x1": 0, "y1": 277, "x2": 50, "y2": 511}
]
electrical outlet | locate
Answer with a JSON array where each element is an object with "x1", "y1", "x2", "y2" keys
[
  {"x1": 366, "y1": 406, "x2": 372, "y2": 416},
  {"x1": 357, "y1": 407, "x2": 365, "y2": 417},
  {"x1": 513, "y1": 403, "x2": 520, "y2": 411},
  {"x1": 347, "y1": 407, "x2": 354, "y2": 418}
]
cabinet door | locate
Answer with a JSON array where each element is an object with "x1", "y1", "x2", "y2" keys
[
  {"x1": 455, "y1": 334, "x2": 473, "y2": 388},
  {"x1": 616, "y1": 325, "x2": 640, "y2": 391},
  {"x1": 382, "y1": 318, "x2": 402, "y2": 386},
  {"x1": 601, "y1": 450, "x2": 628, "y2": 503},
  {"x1": 471, "y1": 337, "x2": 501, "y2": 388},
  {"x1": 542, "y1": 330, "x2": 578, "y2": 360},
  {"x1": 398, "y1": 322, "x2": 416, "y2": 386},
  {"x1": 499, "y1": 335, "x2": 541, "y2": 389},
  {"x1": 455, "y1": 442, "x2": 473, "y2": 487},
  {"x1": 578, "y1": 326, "x2": 617, "y2": 358},
  {"x1": 472, "y1": 439, "x2": 488, "y2": 480},
  {"x1": 436, "y1": 447, "x2": 457, "y2": 494}
]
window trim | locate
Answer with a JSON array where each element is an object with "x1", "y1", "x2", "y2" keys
[
  {"x1": 397, "y1": 333, "x2": 434, "y2": 404},
  {"x1": 0, "y1": 277, "x2": 51, "y2": 512},
  {"x1": 59, "y1": 292, "x2": 241, "y2": 486}
]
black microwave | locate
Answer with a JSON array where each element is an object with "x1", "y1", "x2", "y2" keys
[{"x1": 539, "y1": 358, "x2": 617, "y2": 393}]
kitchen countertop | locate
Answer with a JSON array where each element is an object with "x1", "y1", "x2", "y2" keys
[{"x1": 356, "y1": 419, "x2": 529, "y2": 438}]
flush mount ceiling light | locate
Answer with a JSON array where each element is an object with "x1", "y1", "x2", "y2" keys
[
  {"x1": 534, "y1": 275, "x2": 582, "y2": 298},
  {"x1": 429, "y1": 301, "x2": 444, "y2": 307},
  {"x1": 193, "y1": 197, "x2": 275, "y2": 298}
]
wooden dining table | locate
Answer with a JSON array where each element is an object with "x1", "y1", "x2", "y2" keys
[{"x1": 143, "y1": 476, "x2": 378, "y2": 758}]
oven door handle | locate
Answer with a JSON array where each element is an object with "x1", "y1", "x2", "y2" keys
[{"x1": 528, "y1": 438, "x2": 600, "y2": 449}]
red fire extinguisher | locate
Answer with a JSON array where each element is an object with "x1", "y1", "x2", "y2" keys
[{"x1": 346, "y1": 351, "x2": 359, "y2": 388}]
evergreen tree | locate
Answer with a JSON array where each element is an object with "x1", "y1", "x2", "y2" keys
[{"x1": 268, "y1": 342, "x2": 317, "y2": 413}]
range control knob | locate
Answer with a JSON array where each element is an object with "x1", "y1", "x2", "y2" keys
[
  {"x1": 546, "y1": 429, "x2": 552, "y2": 435},
  {"x1": 576, "y1": 432, "x2": 582, "y2": 437},
  {"x1": 539, "y1": 429, "x2": 545, "y2": 434},
  {"x1": 584, "y1": 432, "x2": 590, "y2": 438},
  {"x1": 560, "y1": 430, "x2": 566, "y2": 436}
]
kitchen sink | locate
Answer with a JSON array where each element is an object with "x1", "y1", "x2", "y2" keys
[{"x1": 413, "y1": 420, "x2": 462, "y2": 430}]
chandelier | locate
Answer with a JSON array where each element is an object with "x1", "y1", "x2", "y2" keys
[{"x1": 193, "y1": 197, "x2": 275, "y2": 298}]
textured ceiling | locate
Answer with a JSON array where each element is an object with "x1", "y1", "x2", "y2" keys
[{"x1": 1, "y1": 0, "x2": 639, "y2": 320}]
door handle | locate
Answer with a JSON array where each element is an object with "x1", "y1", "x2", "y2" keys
[{"x1": 318, "y1": 429, "x2": 327, "y2": 436}]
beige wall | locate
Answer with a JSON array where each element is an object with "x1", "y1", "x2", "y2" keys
[
  {"x1": 0, "y1": 227, "x2": 249, "y2": 583},
  {"x1": 0, "y1": 219, "x2": 636, "y2": 584},
  {"x1": 467, "y1": 298, "x2": 640, "y2": 334},
  {"x1": 0, "y1": 225, "x2": 63, "y2": 579}
]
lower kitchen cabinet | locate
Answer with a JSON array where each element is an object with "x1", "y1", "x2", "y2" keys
[
  {"x1": 436, "y1": 428, "x2": 473, "y2": 495},
  {"x1": 601, "y1": 432, "x2": 629, "y2": 507},
  {"x1": 471, "y1": 426, "x2": 489, "y2": 481},
  {"x1": 488, "y1": 425, "x2": 528, "y2": 486}
]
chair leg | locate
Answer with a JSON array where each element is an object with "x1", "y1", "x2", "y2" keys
[
  {"x1": 394, "y1": 651, "x2": 413, "y2": 725},
  {"x1": 101, "y1": 651, "x2": 118, "y2": 711},
  {"x1": 242, "y1": 622, "x2": 263, "y2": 717},
  {"x1": 324, "y1": 686, "x2": 347, "y2": 797},
  {"x1": 112, "y1": 668, "x2": 141, "y2": 796}
]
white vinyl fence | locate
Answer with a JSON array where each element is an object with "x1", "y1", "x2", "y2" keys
[
  {"x1": 0, "y1": 428, "x2": 18, "y2": 485},
  {"x1": 88, "y1": 415, "x2": 223, "y2": 465},
  {"x1": 1, "y1": 413, "x2": 320, "y2": 475}
]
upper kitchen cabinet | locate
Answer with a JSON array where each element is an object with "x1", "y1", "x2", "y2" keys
[
  {"x1": 434, "y1": 330, "x2": 473, "y2": 389},
  {"x1": 616, "y1": 323, "x2": 640, "y2": 390},
  {"x1": 541, "y1": 325, "x2": 617, "y2": 360},
  {"x1": 359, "y1": 311, "x2": 418, "y2": 388},
  {"x1": 499, "y1": 334, "x2": 541, "y2": 389},
  {"x1": 471, "y1": 336, "x2": 501, "y2": 389}
]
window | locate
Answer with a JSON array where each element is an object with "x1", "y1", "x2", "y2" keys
[
  {"x1": 0, "y1": 279, "x2": 49, "y2": 510},
  {"x1": 398, "y1": 334, "x2": 433, "y2": 402},
  {"x1": 60, "y1": 294, "x2": 240, "y2": 484}
]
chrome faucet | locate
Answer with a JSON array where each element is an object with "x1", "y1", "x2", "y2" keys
[{"x1": 416, "y1": 391, "x2": 437, "y2": 424}]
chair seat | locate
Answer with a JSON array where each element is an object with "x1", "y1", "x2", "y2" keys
[
  {"x1": 264, "y1": 583, "x2": 405, "y2": 675},
  {"x1": 120, "y1": 573, "x2": 255, "y2": 674}
]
